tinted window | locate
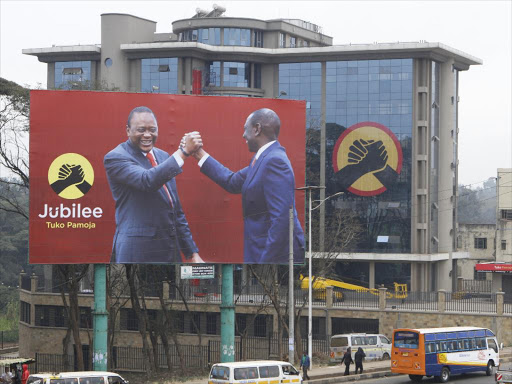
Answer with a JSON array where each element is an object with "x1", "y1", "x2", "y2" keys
[
  {"x1": 234, "y1": 368, "x2": 249, "y2": 380},
  {"x1": 211, "y1": 366, "x2": 230, "y2": 380},
  {"x1": 394, "y1": 332, "x2": 419, "y2": 349},
  {"x1": 78, "y1": 378, "x2": 104, "y2": 384},
  {"x1": 380, "y1": 336, "x2": 390, "y2": 344},
  {"x1": 259, "y1": 366, "x2": 280, "y2": 378},
  {"x1": 331, "y1": 336, "x2": 349, "y2": 347}
]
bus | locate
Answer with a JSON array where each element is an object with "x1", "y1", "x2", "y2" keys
[{"x1": 391, "y1": 327, "x2": 500, "y2": 383}]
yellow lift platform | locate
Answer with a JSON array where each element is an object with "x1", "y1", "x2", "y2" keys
[{"x1": 300, "y1": 275, "x2": 408, "y2": 301}]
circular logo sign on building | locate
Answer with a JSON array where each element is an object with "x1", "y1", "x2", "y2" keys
[
  {"x1": 48, "y1": 153, "x2": 94, "y2": 199},
  {"x1": 332, "y1": 122, "x2": 402, "y2": 196}
]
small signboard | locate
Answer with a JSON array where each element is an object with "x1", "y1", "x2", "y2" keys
[{"x1": 181, "y1": 265, "x2": 215, "y2": 279}]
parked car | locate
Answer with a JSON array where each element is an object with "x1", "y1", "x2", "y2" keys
[{"x1": 26, "y1": 371, "x2": 128, "y2": 384}]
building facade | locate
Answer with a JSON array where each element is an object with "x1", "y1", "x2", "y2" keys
[{"x1": 21, "y1": 7, "x2": 489, "y2": 362}]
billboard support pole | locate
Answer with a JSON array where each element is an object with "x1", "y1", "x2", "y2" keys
[
  {"x1": 288, "y1": 207, "x2": 294, "y2": 364},
  {"x1": 221, "y1": 264, "x2": 235, "y2": 362},
  {"x1": 93, "y1": 264, "x2": 108, "y2": 371}
]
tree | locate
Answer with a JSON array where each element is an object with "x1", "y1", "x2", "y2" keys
[{"x1": 0, "y1": 78, "x2": 30, "y2": 219}]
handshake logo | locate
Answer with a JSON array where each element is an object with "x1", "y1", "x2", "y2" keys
[
  {"x1": 48, "y1": 153, "x2": 94, "y2": 199},
  {"x1": 332, "y1": 122, "x2": 403, "y2": 196}
]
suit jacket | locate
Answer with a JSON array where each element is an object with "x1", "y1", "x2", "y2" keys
[
  {"x1": 104, "y1": 140, "x2": 198, "y2": 263},
  {"x1": 201, "y1": 141, "x2": 305, "y2": 264}
]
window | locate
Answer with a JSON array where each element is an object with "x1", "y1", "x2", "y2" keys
[
  {"x1": 487, "y1": 338, "x2": 498, "y2": 353},
  {"x1": 254, "y1": 315, "x2": 267, "y2": 337},
  {"x1": 259, "y1": 366, "x2": 280, "y2": 378},
  {"x1": 290, "y1": 36, "x2": 296, "y2": 48},
  {"x1": 20, "y1": 301, "x2": 31, "y2": 324},
  {"x1": 394, "y1": 331, "x2": 419, "y2": 349},
  {"x1": 158, "y1": 65, "x2": 170, "y2": 72},
  {"x1": 224, "y1": 28, "x2": 250, "y2": 46},
  {"x1": 229, "y1": 67, "x2": 238, "y2": 75},
  {"x1": 502, "y1": 240, "x2": 507, "y2": 250},
  {"x1": 254, "y1": 30, "x2": 263, "y2": 47},
  {"x1": 35, "y1": 305, "x2": 50, "y2": 326},
  {"x1": 141, "y1": 58, "x2": 178, "y2": 94},
  {"x1": 207, "y1": 313, "x2": 217, "y2": 335},
  {"x1": 211, "y1": 366, "x2": 230, "y2": 380},
  {"x1": 474, "y1": 238, "x2": 487, "y2": 249},
  {"x1": 501, "y1": 210, "x2": 512, "y2": 220},
  {"x1": 380, "y1": 336, "x2": 390, "y2": 344},
  {"x1": 279, "y1": 33, "x2": 286, "y2": 48},
  {"x1": 236, "y1": 314, "x2": 247, "y2": 335},
  {"x1": 54, "y1": 61, "x2": 91, "y2": 89},
  {"x1": 190, "y1": 312, "x2": 201, "y2": 334},
  {"x1": 331, "y1": 336, "x2": 348, "y2": 347}
]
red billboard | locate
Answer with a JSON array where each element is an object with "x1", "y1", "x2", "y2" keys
[{"x1": 29, "y1": 91, "x2": 305, "y2": 264}]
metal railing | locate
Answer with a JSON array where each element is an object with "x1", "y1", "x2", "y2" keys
[
  {"x1": 34, "y1": 353, "x2": 74, "y2": 373},
  {"x1": 387, "y1": 291, "x2": 438, "y2": 311},
  {"x1": 445, "y1": 292, "x2": 497, "y2": 313},
  {"x1": 332, "y1": 289, "x2": 379, "y2": 309},
  {"x1": 460, "y1": 279, "x2": 492, "y2": 294}
]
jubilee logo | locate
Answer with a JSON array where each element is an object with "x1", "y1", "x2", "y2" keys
[
  {"x1": 332, "y1": 122, "x2": 402, "y2": 196},
  {"x1": 48, "y1": 153, "x2": 94, "y2": 199},
  {"x1": 40, "y1": 153, "x2": 102, "y2": 223}
]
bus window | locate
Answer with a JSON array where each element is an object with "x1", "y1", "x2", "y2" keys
[
  {"x1": 259, "y1": 366, "x2": 279, "y2": 378},
  {"x1": 211, "y1": 366, "x2": 229, "y2": 380},
  {"x1": 457, "y1": 340, "x2": 464, "y2": 350},
  {"x1": 394, "y1": 332, "x2": 419, "y2": 349},
  {"x1": 247, "y1": 368, "x2": 258, "y2": 379},
  {"x1": 470, "y1": 339, "x2": 476, "y2": 349},
  {"x1": 425, "y1": 343, "x2": 436, "y2": 354},
  {"x1": 487, "y1": 339, "x2": 498, "y2": 353},
  {"x1": 331, "y1": 337, "x2": 348, "y2": 347},
  {"x1": 476, "y1": 338, "x2": 486, "y2": 349},
  {"x1": 463, "y1": 339, "x2": 470, "y2": 350},
  {"x1": 234, "y1": 368, "x2": 248, "y2": 380},
  {"x1": 439, "y1": 341, "x2": 447, "y2": 352}
]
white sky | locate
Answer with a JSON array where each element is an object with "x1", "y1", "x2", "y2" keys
[{"x1": 1, "y1": 0, "x2": 511, "y2": 186}]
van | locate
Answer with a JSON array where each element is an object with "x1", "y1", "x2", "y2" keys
[
  {"x1": 329, "y1": 333, "x2": 392, "y2": 362},
  {"x1": 209, "y1": 361, "x2": 302, "y2": 384},
  {"x1": 26, "y1": 371, "x2": 128, "y2": 384}
]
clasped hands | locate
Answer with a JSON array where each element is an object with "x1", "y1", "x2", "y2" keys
[{"x1": 179, "y1": 131, "x2": 206, "y2": 160}]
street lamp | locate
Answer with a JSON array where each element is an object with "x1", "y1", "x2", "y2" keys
[{"x1": 296, "y1": 186, "x2": 344, "y2": 367}]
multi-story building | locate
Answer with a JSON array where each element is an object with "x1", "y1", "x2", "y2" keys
[
  {"x1": 457, "y1": 223, "x2": 495, "y2": 281},
  {"x1": 21, "y1": 7, "x2": 487, "y2": 362}
]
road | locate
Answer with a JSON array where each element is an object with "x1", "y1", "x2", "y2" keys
[
  {"x1": 353, "y1": 373, "x2": 493, "y2": 383},
  {"x1": 352, "y1": 363, "x2": 511, "y2": 383}
]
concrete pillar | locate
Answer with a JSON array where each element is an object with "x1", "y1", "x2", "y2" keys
[
  {"x1": 369, "y1": 262, "x2": 375, "y2": 289},
  {"x1": 30, "y1": 273, "x2": 38, "y2": 293},
  {"x1": 496, "y1": 291, "x2": 504, "y2": 316},
  {"x1": 162, "y1": 281, "x2": 169, "y2": 300},
  {"x1": 438, "y1": 289, "x2": 446, "y2": 313},
  {"x1": 457, "y1": 277, "x2": 464, "y2": 292},
  {"x1": 326, "y1": 286, "x2": 333, "y2": 308},
  {"x1": 378, "y1": 287, "x2": 387, "y2": 310},
  {"x1": 19, "y1": 271, "x2": 26, "y2": 290}
]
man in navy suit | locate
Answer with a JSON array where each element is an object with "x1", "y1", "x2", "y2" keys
[
  {"x1": 190, "y1": 108, "x2": 305, "y2": 264},
  {"x1": 104, "y1": 106, "x2": 203, "y2": 264}
]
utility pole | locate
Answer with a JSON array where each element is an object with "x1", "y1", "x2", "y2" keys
[
  {"x1": 220, "y1": 264, "x2": 235, "y2": 362},
  {"x1": 93, "y1": 264, "x2": 108, "y2": 371},
  {"x1": 288, "y1": 207, "x2": 294, "y2": 364}
]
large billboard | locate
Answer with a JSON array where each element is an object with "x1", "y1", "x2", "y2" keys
[{"x1": 29, "y1": 91, "x2": 305, "y2": 264}]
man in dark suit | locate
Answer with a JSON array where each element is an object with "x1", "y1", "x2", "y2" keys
[
  {"x1": 104, "y1": 106, "x2": 203, "y2": 263},
  {"x1": 189, "y1": 108, "x2": 304, "y2": 264}
]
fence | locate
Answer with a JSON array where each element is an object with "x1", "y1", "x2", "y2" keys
[
  {"x1": 459, "y1": 279, "x2": 492, "y2": 294},
  {"x1": 34, "y1": 353, "x2": 74, "y2": 373},
  {"x1": 332, "y1": 289, "x2": 379, "y2": 309},
  {"x1": 445, "y1": 292, "x2": 497, "y2": 313},
  {"x1": 387, "y1": 291, "x2": 438, "y2": 311}
]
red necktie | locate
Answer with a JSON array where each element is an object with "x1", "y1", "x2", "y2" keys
[{"x1": 146, "y1": 152, "x2": 174, "y2": 208}]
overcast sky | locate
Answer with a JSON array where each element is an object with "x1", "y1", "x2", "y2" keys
[{"x1": 1, "y1": 0, "x2": 510, "y2": 186}]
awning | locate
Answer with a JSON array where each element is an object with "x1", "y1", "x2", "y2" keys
[{"x1": 475, "y1": 263, "x2": 512, "y2": 273}]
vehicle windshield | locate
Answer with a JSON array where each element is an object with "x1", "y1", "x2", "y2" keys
[
  {"x1": 394, "y1": 331, "x2": 419, "y2": 349},
  {"x1": 210, "y1": 366, "x2": 230, "y2": 380}
]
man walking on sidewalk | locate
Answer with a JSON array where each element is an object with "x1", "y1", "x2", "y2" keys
[
  {"x1": 300, "y1": 352, "x2": 311, "y2": 380},
  {"x1": 340, "y1": 347, "x2": 354, "y2": 376}
]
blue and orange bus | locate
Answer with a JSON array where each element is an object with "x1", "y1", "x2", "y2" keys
[{"x1": 391, "y1": 327, "x2": 500, "y2": 382}]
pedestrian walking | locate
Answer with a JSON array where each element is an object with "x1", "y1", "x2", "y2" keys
[
  {"x1": 354, "y1": 347, "x2": 366, "y2": 374},
  {"x1": 340, "y1": 347, "x2": 353, "y2": 376},
  {"x1": 300, "y1": 352, "x2": 311, "y2": 380}
]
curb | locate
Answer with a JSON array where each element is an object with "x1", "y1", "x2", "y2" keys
[{"x1": 308, "y1": 370, "x2": 397, "y2": 383}]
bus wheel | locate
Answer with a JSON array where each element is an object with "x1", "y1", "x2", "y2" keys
[
  {"x1": 437, "y1": 367, "x2": 450, "y2": 383},
  {"x1": 382, "y1": 353, "x2": 390, "y2": 360},
  {"x1": 408, "y1": 374, "x2": 423, "y2": 382},
  {"x1": 486, "y1": 361, "x2": 494, "y2": 376}
]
